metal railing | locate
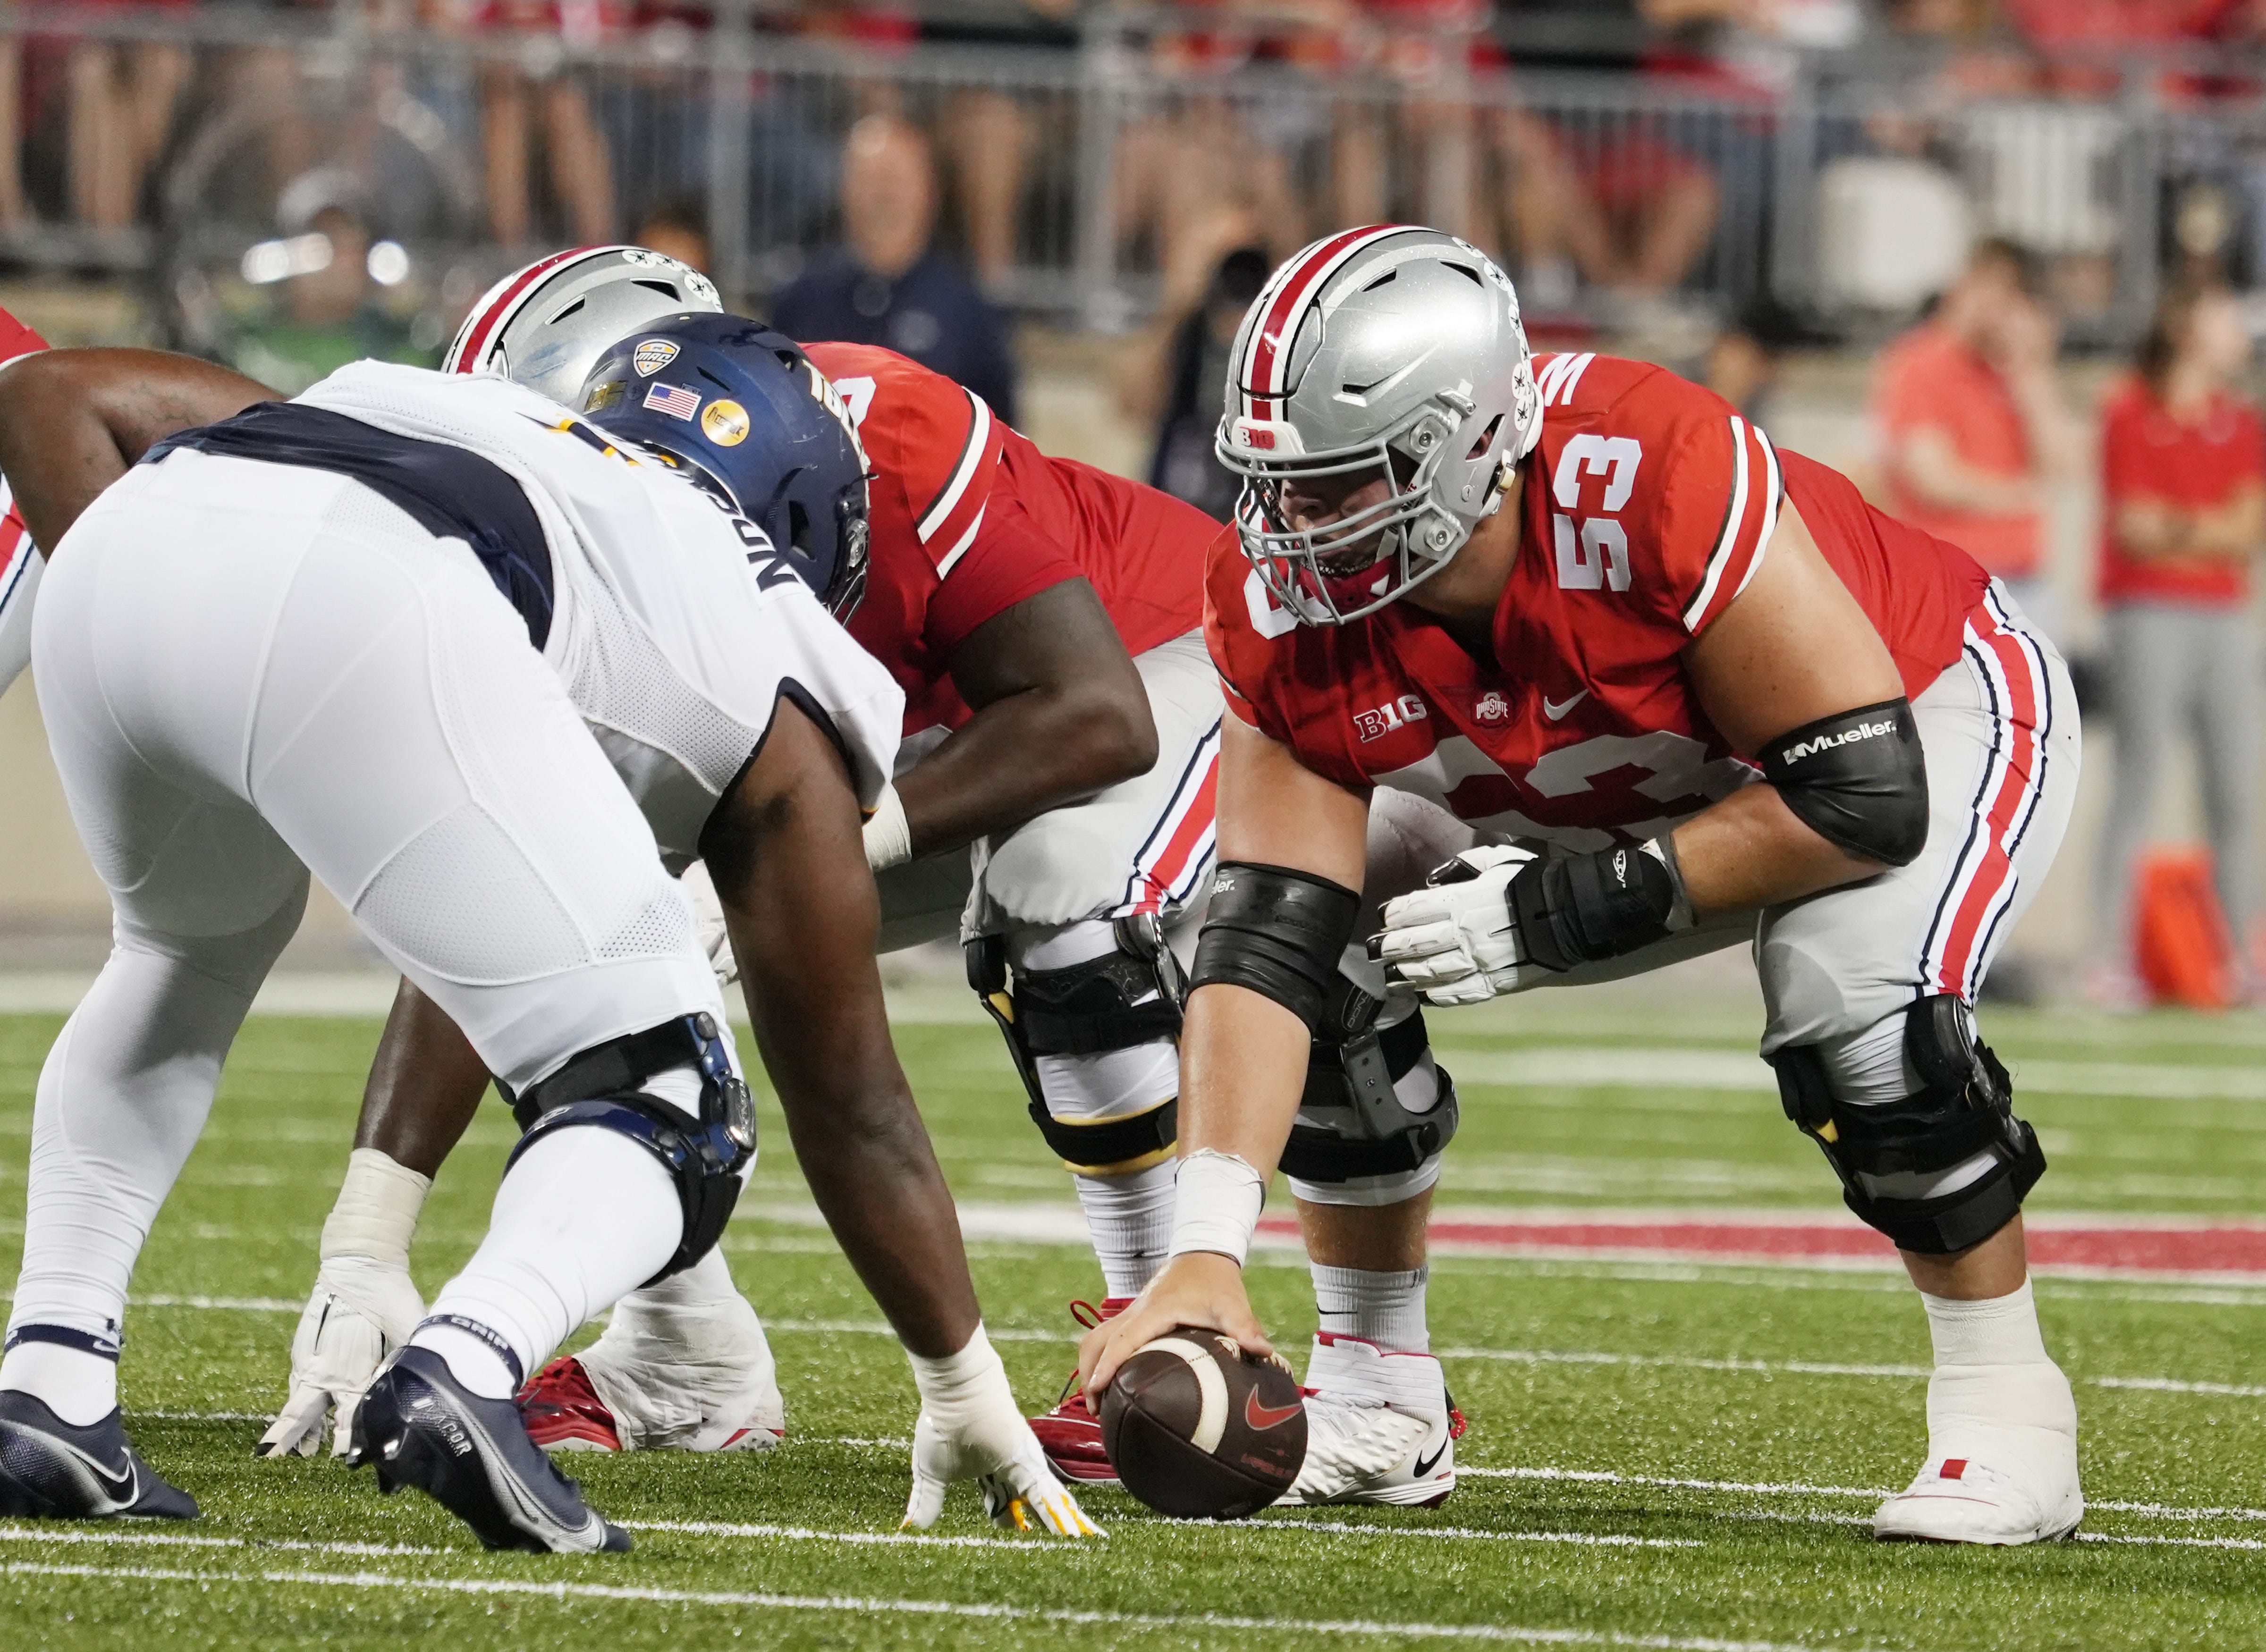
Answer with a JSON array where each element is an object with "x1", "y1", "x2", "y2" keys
[{"x1": 0, "y1": 3, "x2": 2261, "y2": 357}]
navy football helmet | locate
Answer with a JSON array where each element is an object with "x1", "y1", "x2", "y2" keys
[{"x1": 579, "y1": 313, "x2": 871, "y2": 618}]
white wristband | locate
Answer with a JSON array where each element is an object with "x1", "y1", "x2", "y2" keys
[
  {"x1": 905, "y1": 1322, "x2": 1003, "y2": 1401},
  {"x1": 863, "y1": 783, "x2": 913, "y2": 872},
  {"x1": 1168, "y1": 1149, "x2": 1266, "y2": 1267},
  {"x1": 320, "y1": 1148, "x2": 432, "y2": 1267}
]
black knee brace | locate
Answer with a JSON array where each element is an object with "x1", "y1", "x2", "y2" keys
[
  {"x1": 966, "y1": 914, "x2": 1184, "y2": 1173},
  {"x1": 1279, "y1": 982, "x2": 1460, "y2": 1184},
  {"x1": 1768, "y1": 994, "x2": 2044, "y2": 1256},
  {"x1": 504, "y1": 1012, "x2": 757, "y2": 1281}
]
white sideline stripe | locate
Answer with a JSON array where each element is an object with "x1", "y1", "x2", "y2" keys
[
  {"x1": 1434, "y1": 1346, "x2": 1926, "y2": 1380},
  {"x1": 1463, "y1": 1467, "x2": 2266, "y2": 1525},
  {"x1": 625, "y1": 1519, "x2": 1062, "y2": 1551},
  {"x1": 1443, "y1": 1045, "x2": 2266, "y2": 1102},
  {"x1": 58, "y1": 1298, "x2": 2264, "y2": 1401},
  {"x1": 0, "y1": 1560, "x2": 1888, "y2": 1650},
  {"x1": 0, "y1": 1525, "x2": 440, "y2": 1557}
]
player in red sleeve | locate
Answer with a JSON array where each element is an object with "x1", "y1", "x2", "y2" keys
[
  {"x1": 1081, "y1": 228, "x2": 2083, "y2": 1543},
  {"x1": 641, "y1": 343, "x2": 1226, "y2": 1478},
  {"x1": 0, "y1": 306, "x2": 50, "y2": 698},
  {"x1": 285, "y1": 256, "x2": 1224, "y2": 1481}
]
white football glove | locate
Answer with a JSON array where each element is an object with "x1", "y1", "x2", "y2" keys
[
  {"x1": 258, "y1": 1251, "x2": 425, "y2": 1458},
  {"x1": 258, "y1": 1149, "x2": 431, "y2": 1459},
  {"x1": 682, "y1": 861, "x2": 740, "y2": 987},
  {"x1": 1374, "y1": 844, "x2": 1539, "y2": 1006},
  {"x1": 901, "y1": 1325, "x2": 1101, "y2": 1537}
]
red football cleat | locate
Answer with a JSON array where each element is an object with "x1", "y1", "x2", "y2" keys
[
  {"x1": 517, "y1": 1356, "x2": 623, "y2": 1453},
  {"x1": 1029, "y1": 1298, "x2": 1129, "y2": 1484}
]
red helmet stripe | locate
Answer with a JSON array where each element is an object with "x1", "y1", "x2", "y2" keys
[
  {"x1": 1241, "y1": 225, "x2": 1409, "y2": 420},
  {"x1": 447, "y1": 244, "x2": 616, "y2": 375}
]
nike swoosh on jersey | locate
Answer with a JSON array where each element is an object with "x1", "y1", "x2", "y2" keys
[
  {"x1": 1542, "y1": 690, "x2": 1590, "y2": 721},
  {"x1": 1244, "y1": 1389, "x2": 1303, "y2": 1432}
]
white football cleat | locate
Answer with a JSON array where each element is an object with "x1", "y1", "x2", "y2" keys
[
  {"x1": 1277, "y1": 1333, "x2": 1463, "y2": 1509},
  {"x1": 522, "y1": 1249, "x2": 785, "y2": 1453},
  {"x1": 1874, "y1": 1360, "x2": 2082, "y2": 1544}
]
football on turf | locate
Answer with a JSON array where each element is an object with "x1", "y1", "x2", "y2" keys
[{"x1": 1100, "y1": 1327, "x2": 1307, "y2": 1519}]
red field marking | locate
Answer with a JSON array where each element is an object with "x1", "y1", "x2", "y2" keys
[{"x1": 1252, "y1": 1211, "x2": 2266, "y2": 1280}]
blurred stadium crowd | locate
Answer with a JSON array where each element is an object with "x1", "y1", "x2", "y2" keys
[{"x1": 8, "y1": 0, "x2": 2266, "y2": 1003}]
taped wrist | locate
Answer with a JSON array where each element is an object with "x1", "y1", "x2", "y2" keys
[
  {"x1": 321, "y1": 1148, "x2": 432, "y2": 1267},
  {"x1": 1758, "y1": 697, "x2": 1928, "y2": 868},
  {"x1": 1509, "y1": 842, "x2": 1683, "y2": 972},
  {"x1": 1189, "y1": 862, "x2": 1361, "y2": 1032},
  {"x1": 1170, "y1": 1148, "x2": 1266, "y2": 1264},
  {"x1": 906, "y1": 1322, "x2": 1006, "y2": 1404}
]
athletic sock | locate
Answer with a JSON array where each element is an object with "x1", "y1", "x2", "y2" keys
[
  {"x1": 0, "y1": 1339, "x2": 118, "y2": 1425},
  {"x1": 1073, "y1": 1160, "x2": 1175, "y2": 1299},
  {"x1": 1312, "y1": 1263, "x2": 1431, "y2": 1354},
  {"x1": 418, "y1": 1115, "x2": 685, "y2": 1393},
  {"x1": 1919, "y1": 1280, "x2": 2076, "y2": 1442}
]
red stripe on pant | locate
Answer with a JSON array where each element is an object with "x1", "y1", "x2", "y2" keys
[
  {"x1": 1934, "y1": 611, "x2": 2046, "y2": 996},
  {"x1": 1129, "y1": 753, "x2": 1219, "y2": 916}
]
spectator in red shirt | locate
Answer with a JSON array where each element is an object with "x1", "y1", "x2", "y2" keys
[
  {"x1": 1872, "y1": 239, "x2": 2079, "y2": 635},
  {"x1": 2092, "y1": 282, "x2": 2266, "y2": 999}
]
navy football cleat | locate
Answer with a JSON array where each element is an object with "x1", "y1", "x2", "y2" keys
[
  {"x1": 0, "y1": 1391, "x2": 198, "y2": 1519},
  {"x1": 348, "y1": 1346, "x2": 630, "y2": 1553}
]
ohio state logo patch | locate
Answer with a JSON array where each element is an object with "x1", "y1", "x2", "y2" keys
[{"x1": 1474, "y1": 691, "x2": 1510, "y2": 724}]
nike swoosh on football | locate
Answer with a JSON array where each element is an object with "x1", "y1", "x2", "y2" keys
[
  {"x1": 1244, "y1": 1390, "x2": 1303, "y2": 1432},
  {"x1": 1542, "y1": 690, "x2": 1589, "y2": 721},
  {"x1": 1412, "y1": 1437, "x2": 1449, "y2": 1479}
]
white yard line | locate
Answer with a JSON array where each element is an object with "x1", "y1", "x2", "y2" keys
[
  {"x1": 1460, "y1": 1466, "x2": 2266, "y2": 1525},
  {"x1": 1125, "y1": 1515, "x2": 1699, "y2": 1550},
  {"x1": 0, "y1": 1559, "x2": 1910, "y2": 1651},
  {"x1": 0, "y1": 1525, "x2": 440, "y2": 1557},
  {"x1": 624, "y1": 1519, "x2": 1068, "y2": 1551}
]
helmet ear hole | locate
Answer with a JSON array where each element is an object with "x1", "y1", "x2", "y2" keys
[
  {"x1": 1465, "y1": 413, "x2": 1504, "y2": 462},
  {"x1": 787, "y1": 500, "x2": 812, "y2": 554}
]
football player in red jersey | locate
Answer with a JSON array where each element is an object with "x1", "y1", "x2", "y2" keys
[
  {"x1": 269, "y1": 252, "x2": 1224, "y2": 1483},
  {"x1": 1082, "y1": 227, "x2": 2083, "y2": 1542},
  {"x1": 0, "y1": 306, "x2": 49, "y2": 699}
]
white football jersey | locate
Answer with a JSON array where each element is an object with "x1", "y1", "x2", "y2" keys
[{"x1": 294, "y1": 361, "x2": 903, "y2": 867}]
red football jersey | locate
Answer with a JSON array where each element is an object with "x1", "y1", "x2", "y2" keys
[
  {"x1": 1205, "y1": 352, "x2": 1991, "y2": 851},
  {"x1": 0, "y1": 304, "x2": 48, "y2": 602},
  {"x1": 807, "y1": 342, "x2": 1213, "y2": 740}
]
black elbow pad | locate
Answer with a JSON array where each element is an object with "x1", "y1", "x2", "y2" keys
[
  {"x1": 1758, "y1": 698, "x2": 1929, "y2": 867},
  {"x1": 1189, "y1": 861, "x2": 1362, "y2": 1032}
]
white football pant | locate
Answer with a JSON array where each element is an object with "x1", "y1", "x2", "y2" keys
[{"x1": 8, "y1": 453, "x2": 733, "y2": 1387}]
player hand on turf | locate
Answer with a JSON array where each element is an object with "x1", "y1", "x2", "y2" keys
[
  {"x1": 682, "y1": 861, "x2": 740, "y2": 986},
  {"x1": 1080, "y1": 1250, "x2": 1271, "y2": 1408},
  {"x1": 256, "y1": 1254, "x2": 425, "y2": 1459},
  {"x1": 902, "y1": 1325, "x2": 1102, "y2": 1537},
  {"x1": 1373, "y1": 843, "x2": 1539, "y2": 1005}
]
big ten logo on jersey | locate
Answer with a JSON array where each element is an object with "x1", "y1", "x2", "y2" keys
[
  {"x1": 1550, "y1": 433, "x2": 1641, "y2": 594},
  {"x1": 1354, "y1": 694, "x2": 1428, "y2": 743}
]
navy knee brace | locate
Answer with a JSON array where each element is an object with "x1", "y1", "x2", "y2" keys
[{"x1": 504, "y1": 1012, "x2": 756, "y2": 1281}]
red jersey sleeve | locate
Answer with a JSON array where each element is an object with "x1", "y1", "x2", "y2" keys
[
  {"x1": 0, "y1": 304, "x2": 47, "y2": 556},
  {"x1": 1548, "y1": 359, "x2": 1781, "y2": 639}
]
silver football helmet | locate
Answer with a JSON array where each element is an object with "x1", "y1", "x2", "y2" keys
[
  {"x1": 1215, "y1": 226, "x2": 1542, "y2": 625},
  {"x1": 444, "y1": 245, "x2": 722, "y2": 406}
]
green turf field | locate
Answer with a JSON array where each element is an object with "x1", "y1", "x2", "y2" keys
[{"x1": 4, "y1": 994, "x2": 2266, "y2": 1651}]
